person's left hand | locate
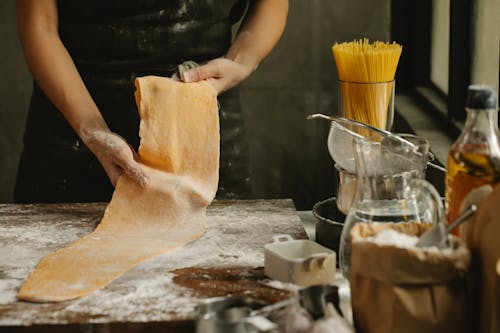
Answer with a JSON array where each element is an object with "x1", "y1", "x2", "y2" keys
[{"x1": 181, "y1": 58, "x2": 255, "y2": 94}]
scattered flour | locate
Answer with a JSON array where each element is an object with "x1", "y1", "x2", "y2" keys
[
  {"x1": 0, "y1": 201, "x2": 306, "y2": 326},
  {"x1": 358, "y1": 229, "x2": 452, "y2": 253},
  {"x1": 0, "y1": 279, "x2": 21, "y2": 304},
  {"x1": 362, "y1": 229, "x2": 419, "y2": 248}
]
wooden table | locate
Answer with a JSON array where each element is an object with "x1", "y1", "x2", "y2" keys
[{"x1": 0, "y1": 200, "x2": 307, "y2": 332}]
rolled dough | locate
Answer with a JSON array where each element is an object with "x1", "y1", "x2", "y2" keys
[{"x1": 17, "y1": 77, "x2": 219, "y2": 302}]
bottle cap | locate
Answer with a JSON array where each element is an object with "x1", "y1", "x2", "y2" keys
[{"x1": 466, "y1": 85, "x2": 498, "y2": 109}]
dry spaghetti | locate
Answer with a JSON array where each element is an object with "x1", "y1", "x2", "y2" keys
[{"x1": 332, "y1": 39, "x2": 402, "y2": 129}]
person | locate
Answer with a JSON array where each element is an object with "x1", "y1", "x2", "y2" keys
[
  {"x1": 470, "y1": 184, "x2": 500, "y2": 333},
  {"x1": 14, "y1": 0, "x2": 288, "y2": 203}
]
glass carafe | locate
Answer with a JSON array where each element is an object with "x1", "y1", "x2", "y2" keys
[{"x1": 339, "y1": 134, "x2": 443, "y2": 279}]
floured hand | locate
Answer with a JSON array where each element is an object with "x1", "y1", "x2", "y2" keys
[
  {"x1": 182, "y1": 57, "x2": 255, "y2": 94},
  {"x1": 83, "y1": 129, "x2": 148, "y2": 187}
]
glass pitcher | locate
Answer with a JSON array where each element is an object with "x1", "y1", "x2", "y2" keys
[{"x1": 339, "y1": 133, "x2": 443, "y2": 279}]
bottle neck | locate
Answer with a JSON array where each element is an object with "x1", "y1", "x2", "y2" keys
[{"x1": 463, "y1": 107, "x2": 499, "y2": 136}]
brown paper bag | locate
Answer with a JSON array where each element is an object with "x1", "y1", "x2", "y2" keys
[
  {"x1": 350, "y1": 222, "x2": 471, "y2": 333},
  {"x1": 496, "y1": 261, "x2": 500, "y2": 330},
  {"x1": 469, "y1": 185, "x2": 500, "y2": 333}
]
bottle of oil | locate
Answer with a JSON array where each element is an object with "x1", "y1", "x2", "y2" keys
[{"x1": 445, "y1": 85, "x2": 500, "y2": 236}]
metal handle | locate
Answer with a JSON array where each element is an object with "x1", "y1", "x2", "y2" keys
[
  {"x1": 250, "y1": 298, "x2": 294, "y2": 317},
  {"x1": 303, "y1": 253, "x2": 328, "y2": 271},
  {"x1": 410, "y1": 178, "x2": 445, "y2": 225},
  {"x1": 427, "y1": 161, "x2": 447, "y2": 172},
  {"x1": 447, "y1": 204, "x2": 477, "y2": 232},
  {"x1": 244, "y1": 315, "x2": 277, "y2": 332}
]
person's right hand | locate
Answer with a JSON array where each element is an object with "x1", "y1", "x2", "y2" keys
[{"x1": 83, "y1": 130, "x2": 148, "y2": 188}]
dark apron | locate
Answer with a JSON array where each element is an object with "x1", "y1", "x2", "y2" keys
[{"x1": 14, "y1": 0, "x2": 251, "y2": 203}]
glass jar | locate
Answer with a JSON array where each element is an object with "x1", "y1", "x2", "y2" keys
[{"x1": 339, "y1": 134, "x2": 443, "y2": 278}]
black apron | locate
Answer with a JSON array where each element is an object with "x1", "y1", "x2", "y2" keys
[{"x1": 14, "y1": 0, "x2": 251, "y2": 203}]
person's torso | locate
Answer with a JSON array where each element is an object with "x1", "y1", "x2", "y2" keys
[
  {"x1": 57, "y1": 0, "x2": 248, "y2": 74},
  {"x1": 25, "y1": 0, "x2": 247, "y2": 146}
]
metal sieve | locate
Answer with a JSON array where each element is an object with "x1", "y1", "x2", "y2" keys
[{"x1": 307, "y1": 114, "x2": 446, "y2": 174}]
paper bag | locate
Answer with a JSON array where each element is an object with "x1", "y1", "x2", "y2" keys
[
  {"x1": 469, "y1": 185, "x2": 500, "y2": 333},
  {"x1": 350, "y1": 222, "x2": 471, "y2": 333}
]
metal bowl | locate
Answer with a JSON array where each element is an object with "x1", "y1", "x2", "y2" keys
[
  {"x1": 312, "y1": 197, "x2": 345, "y2": 264},
  {"x1": 335, "y1": 165, "x2": 357, "y2": 215}
]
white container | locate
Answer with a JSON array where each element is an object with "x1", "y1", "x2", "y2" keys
[{"x1": 264, "y1": 234, "x2": 336, "y2": 286}]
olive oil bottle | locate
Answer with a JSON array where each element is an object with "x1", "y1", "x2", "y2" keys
[{"x1": 445, "y1": 85, "x2": 500, "y2": 235}]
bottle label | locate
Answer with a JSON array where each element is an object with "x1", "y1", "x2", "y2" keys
[{"x1": 445, "y1": 151, "x2": 500, "y2": 236}]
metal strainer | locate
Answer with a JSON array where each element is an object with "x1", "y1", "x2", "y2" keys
[{"x1": 307, "y1": 113, "x2": 446, "y2": 173}]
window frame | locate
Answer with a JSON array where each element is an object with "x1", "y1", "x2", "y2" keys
[{"x1": 391, "y1": 0, "x2": 472, "y2": 137}]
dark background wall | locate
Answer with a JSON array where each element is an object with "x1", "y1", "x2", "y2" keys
[
  {"x1": 0, "y1": 1, "x2": 32, "y2": 204},
  {"x1": 0, "y1": 0, "x2": 390, "y2": 209}
]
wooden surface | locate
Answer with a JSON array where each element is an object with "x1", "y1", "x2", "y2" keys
[{"x1": 0, "y1": 199, "x2": 307, "y2": 331}]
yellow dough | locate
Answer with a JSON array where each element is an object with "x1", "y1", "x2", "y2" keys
[{"x1": 17, "y1": 77, "x2": 219, "y2": 302}]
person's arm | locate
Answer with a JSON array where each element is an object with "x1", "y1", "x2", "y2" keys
[
  {"x1": 183, "y1": 0, "x2": 288, "y2": 93},
  {"x1": 16, "y1": 0, "x2": 147, "y2": 187}
]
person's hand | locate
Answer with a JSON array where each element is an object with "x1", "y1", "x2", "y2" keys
[
  {"x1": 83, "y1": 130, "x2": 148, "y2": 188},
  {"x1": 182, "y1": 58, "x2": 256, "y2": 94}
]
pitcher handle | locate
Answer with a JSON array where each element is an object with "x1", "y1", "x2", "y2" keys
[{"x1": 410, "y1": 179, "x2": 444, "y2": 225}]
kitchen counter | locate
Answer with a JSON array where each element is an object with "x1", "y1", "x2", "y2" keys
[{"x1": 0, "y1": 200, "x2": 308, "y2": 332}]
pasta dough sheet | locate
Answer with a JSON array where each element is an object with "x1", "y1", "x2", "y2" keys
[{"x1": 17, "y1": 77, "x2": 219, "y2": 302}]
